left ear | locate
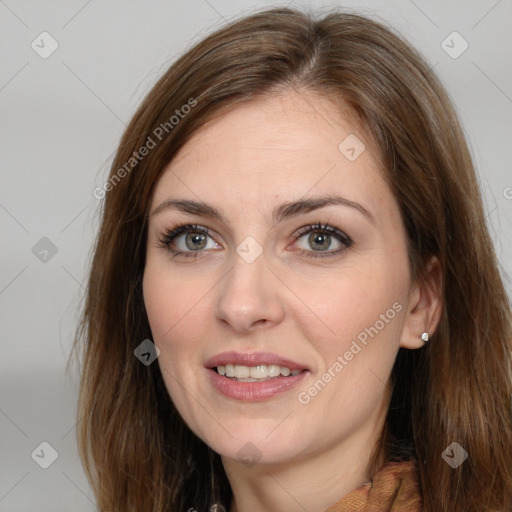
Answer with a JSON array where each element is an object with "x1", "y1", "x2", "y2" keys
[{"x1": 400, "y1": 255, "x2": 443, "y2": 349}]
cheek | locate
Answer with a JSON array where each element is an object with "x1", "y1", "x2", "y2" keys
[
  {"x1": 295, "y1": 264, "x2": 406, "y2": 348},
  {"x1": 142, "y1": 264, "x2": 207, "y2": 407},
  {"x1": 292, "y1": 272, "x2": 405, "y2": 419},
  {"x1": 142, "y1": 262, "x2": 208, "y2": 349},
  {"x1": 142, "y1": 269, "x2": 174, "y2": 341}
]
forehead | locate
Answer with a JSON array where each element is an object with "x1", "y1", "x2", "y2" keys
[{"x1": 151, "y1": 90, "x2": 389, "y2": 216}]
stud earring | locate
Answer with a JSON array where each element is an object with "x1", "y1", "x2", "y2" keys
[{"x1": 421, "y1": 332, "x2": 430, "y2": 342}]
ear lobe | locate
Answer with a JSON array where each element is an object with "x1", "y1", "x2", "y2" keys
[{"x1": 399, "y1": 256, "x2": 443, "y2": 350}]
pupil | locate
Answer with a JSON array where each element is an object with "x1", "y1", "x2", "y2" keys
[
  {"x1": 309, "y1": 232, "x2": 330, "y2": 251},
  {"x1": 186, "y1": 232, "x2": 206, "y2": 250}
]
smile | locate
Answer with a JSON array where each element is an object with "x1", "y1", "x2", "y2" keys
[{"x1": 205, "y1": 351, "x2": 310, "y2": 401}]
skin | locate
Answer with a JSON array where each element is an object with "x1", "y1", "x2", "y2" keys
[{"x1": 143, "y1": 89, "x2": 442, "y2": 512}]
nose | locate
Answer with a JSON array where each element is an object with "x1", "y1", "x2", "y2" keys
[{"x1": 214, "y1": 251, "x2": 285, "y2": 334}]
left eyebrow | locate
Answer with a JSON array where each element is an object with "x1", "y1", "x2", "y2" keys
[
  {"x1": 150, "y1": 194, "x2": 375, "y2": 225},
  {"x1": 272, "y1": 194, "x2": 375, "y2": 225}
]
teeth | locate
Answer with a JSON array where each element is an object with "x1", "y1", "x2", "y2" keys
[
  {"x1": 250, "y1": 365, "x2": 268, "y2": 378},
  {"x1": 216, "y1": 364, "x2": 302, "y2": 379},
  {"x1": 268, "y1": 364, "x2": 281, "y2": 377}
]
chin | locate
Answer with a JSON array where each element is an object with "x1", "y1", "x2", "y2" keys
[{"x1": 202, "y1": 428, "x2": 305, "y2": 468}]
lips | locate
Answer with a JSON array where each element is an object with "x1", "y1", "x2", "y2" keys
[
  {"x1": 204, "y1": 351, "x2": 309, "y2": 371},
  {"x1": 205, "y1": 351, "x2": 310, "y2": 401}
]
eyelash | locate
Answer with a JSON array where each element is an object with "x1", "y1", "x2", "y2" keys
[{"x1": 157, "y1": 222, "x2": 353, "y2": 260}]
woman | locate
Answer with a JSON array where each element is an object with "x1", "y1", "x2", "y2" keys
[{"x1": 73, "y1": 6, "x2": 512, "y2": 511}]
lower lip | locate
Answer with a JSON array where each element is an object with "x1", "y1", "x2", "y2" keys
[{"x1": 207, "y1": 368, "x2": 309, "y2": 401}]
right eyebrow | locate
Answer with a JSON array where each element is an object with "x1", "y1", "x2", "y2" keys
[{"x1": 151, "y1": 199, "x2": 224, "y2": 221}]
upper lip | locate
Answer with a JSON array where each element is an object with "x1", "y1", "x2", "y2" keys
[{"x1": 205, "y1": 351, "x2": 309, "y2": 371}]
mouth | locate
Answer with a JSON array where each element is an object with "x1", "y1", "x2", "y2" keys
[{"x1": 205, "y1": 351, "x2": 310, "y2": 401}]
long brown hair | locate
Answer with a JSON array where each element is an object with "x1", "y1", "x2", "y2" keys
[{"x1": 72, "y1": 6, "x2": 512, "y2": 511}]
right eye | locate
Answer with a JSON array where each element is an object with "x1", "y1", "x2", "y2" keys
[{"x1": 159, "y1": 223, "x2": 221, "y2": 258}]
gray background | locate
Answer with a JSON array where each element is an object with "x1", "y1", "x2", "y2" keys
[{"x1": 0, "y1": 0, "x2": 511, "y2": 510}]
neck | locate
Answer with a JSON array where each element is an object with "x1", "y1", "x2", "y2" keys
[{"x1": 223, "y1": 420, "x2": 386, "y2": 512}]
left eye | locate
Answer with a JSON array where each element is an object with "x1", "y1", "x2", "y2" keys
[
  {"x1": 293, "y1": 223, "x2": 352, "y2": 256},
  {"x1": 297, "y1": 231, "x2": 340, "y2": 252}
]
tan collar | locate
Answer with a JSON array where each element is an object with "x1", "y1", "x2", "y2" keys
[{"x1": 324, "y1": 459, "x2": 422, "y2": 511}]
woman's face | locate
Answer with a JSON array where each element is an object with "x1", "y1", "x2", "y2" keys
[{"x1": 143, "y1": 90, "x2": 418, "y2": 468}]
